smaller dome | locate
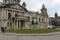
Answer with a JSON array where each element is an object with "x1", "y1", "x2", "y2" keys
[{"x1": 42, "y1": 4, "x2": 45, "y2": 9}]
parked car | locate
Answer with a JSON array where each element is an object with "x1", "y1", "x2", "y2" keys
[{"x1": 47, "y1": 25, "x2": 55, "y2": 29}]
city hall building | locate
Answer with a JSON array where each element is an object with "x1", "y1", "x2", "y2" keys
[{"x1": 0, "y1": 0, "x2": 49, "y2": 29}]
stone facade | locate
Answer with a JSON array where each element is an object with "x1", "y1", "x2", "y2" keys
[{"x1": 0, "y1": 0, "x2": 49, "y2": 29}]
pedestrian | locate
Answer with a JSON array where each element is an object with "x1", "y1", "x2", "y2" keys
[{"x1": 1, "y1": 27, "x2": 5, "y2": 33}]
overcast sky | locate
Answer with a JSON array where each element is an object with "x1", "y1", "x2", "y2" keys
[{"x1": 0, "y1": 0, "x2": 60, "y2": 17}]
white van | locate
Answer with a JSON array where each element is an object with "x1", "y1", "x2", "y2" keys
[{"x1": 48, "y1": 25, "x2": 55, "y2": 29}]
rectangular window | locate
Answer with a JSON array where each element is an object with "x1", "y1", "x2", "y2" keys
[
  {"x1": 8, "y1": 13, "x2": 11, "y2": 19},
  {"x1": 42, "y1": 18, "x2": 43, "y2": 23},
  {"x1": 15, "y1": 14, "x2": 17, "y2": 17},
  {"x1": 28, "y1": 16, "x2": 30, "y2": 21},
  {"x1": 17, "y1": 13, "x2": 24, "y2": 17},
  {"x1": 39, "y1": 18, "x2": 40, "y2": 22},
  {"x1": 7, "y1": 22, "x2": 9, "y2": 26},
  {"x1": 20, "y1": 13, "x2": 24, "y2": 17},
  {"x1": 8, "y1": 10, "x2": 12, "y2": 19}
]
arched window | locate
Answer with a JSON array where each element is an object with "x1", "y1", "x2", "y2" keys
[
  {"x1": 8, "y1": 13, "x2": 11, "y2": 19},
  {"x1": 10, "y1": 22, "x2": 12, "y2": 26}
]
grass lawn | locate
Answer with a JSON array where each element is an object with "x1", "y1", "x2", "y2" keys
[{"x1": 5, "y1": 29, "x2": 60, "y2": 34}]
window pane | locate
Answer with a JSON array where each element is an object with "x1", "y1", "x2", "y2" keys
[
  {"x1": 10, "y1": 22, "x2": 12, "y2": 26},
  {"x1": 7, "y1": 22, "x2": 9, "y2": 26},
  {"x1": 8, "y1": 13, "x2": 11, "y2": 19}
]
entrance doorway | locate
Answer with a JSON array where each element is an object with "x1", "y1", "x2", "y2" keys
[{"x1": 20, "y1": 20, "x2": 25, "y2": 29}]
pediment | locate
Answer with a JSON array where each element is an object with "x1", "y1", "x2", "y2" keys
[
  {"x1": 9, "y1": 4, "x2": 21, "y2": 9},
  {"x1": 5, "y1": 4, "x2": 27, "y2": 11}
]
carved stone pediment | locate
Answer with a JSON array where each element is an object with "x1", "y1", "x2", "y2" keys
[{"x1": 3, "y1": 4, "x2": 27, "y2": 11}]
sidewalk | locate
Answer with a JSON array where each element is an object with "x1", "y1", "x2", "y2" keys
[{"x1": 0, "y1": 32, "x2": 60, "y2": 36}]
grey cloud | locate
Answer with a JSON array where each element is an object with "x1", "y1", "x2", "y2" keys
[{"x1": 0, "y1": 0, "x2": 60, "y2": 17}]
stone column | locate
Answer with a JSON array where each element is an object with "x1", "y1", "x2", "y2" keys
[
  {"x1": 19, "y1": 21, "x2": 21, "y2": 29},
  {"x1": 14, "y1": 20, "x2": 15, "y2": 28},
  {"x1": 19, "y1": 20, "x2": 21, "y2": 29},
  {"x1": 16, "y1": 20, "x2": 18, "y2": 29}
]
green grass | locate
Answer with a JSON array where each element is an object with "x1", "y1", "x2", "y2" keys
[{"x1": 5, "y1": 29, "x2": 60, "y2": 34}]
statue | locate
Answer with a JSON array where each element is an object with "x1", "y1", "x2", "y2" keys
[{"x1": 22, "y1": 2, "x2": 26, "y2": 8}]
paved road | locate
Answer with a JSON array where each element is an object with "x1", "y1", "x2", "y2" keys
[{"x1": 0, "y1": 33, "x2": 60, "y2": 40}]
